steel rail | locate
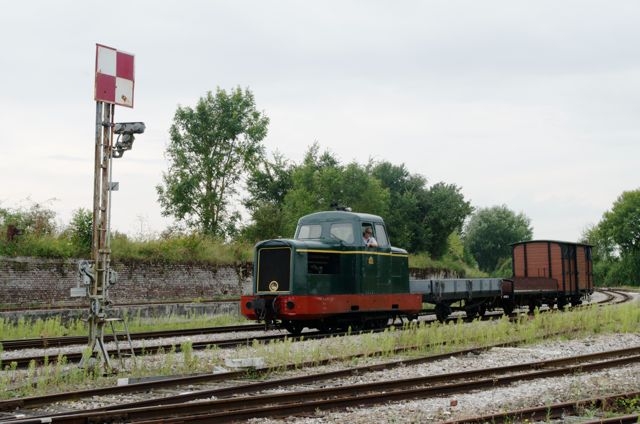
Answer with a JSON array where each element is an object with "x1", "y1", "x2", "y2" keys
[
  {"x1": 0, "y1": 323, "x2": 265, "y2": 351},
  {"x1": 441, "y1": 391, "x2": 640, "y2": 423}
]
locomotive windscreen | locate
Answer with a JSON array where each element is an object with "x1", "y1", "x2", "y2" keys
[{"x1": 256, "y1": 247, "x2": 291, "y2": 292}]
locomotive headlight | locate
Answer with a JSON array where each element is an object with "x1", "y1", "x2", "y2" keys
[{"x1": 286, "y1": 301, "x2": 295, "y2": 310}]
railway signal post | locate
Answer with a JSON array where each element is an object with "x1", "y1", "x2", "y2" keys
[{"x1": 80, "y1": 44, "x2": 144, "y2": 372}]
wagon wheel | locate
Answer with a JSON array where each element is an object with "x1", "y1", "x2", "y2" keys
[
  {"x1": 284, "y1": 321, "x2": 304, "y2": 335},
  {"x1": 556, "y1": 297, "x2": 567, "y2": 311},
  {"x1": 478, "y1": 304, "x2": 487, "y2": 317},
  {"x1": 465, "y1": 305, "x2": 479, "y2": 320},
  {"x1": 435, "y1": 304, "x2": 452, "y2": 323},
  {"x1": 502, "y1": 301, "x2": 515, "y2": 316}
]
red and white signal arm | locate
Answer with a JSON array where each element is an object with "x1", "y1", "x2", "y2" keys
[{"x1": 94, "y1": 44, "x2": 135, "y2": 108}]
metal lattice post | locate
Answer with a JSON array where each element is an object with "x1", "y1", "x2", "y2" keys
[{"x1": 86, "y1": 101, "x2": 115, "y2": 372}]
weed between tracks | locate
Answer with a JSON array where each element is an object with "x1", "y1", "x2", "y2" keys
[
  {"x1": 1, "y1": 302, "x2": 639, "y2": 399},
  {"x1": 0, "y1": 310, "x2": 247, "y2": 340}
]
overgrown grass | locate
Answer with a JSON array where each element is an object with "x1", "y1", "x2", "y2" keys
[
  {"x1": 0, "y1": 232, "x2": 255, "y2": 264},
  {"x1": 110, "y1": 234, "x2": 254, "y2": 264},
  {"x1": 0, "y1": 312, "x2": 248, "y2": 340}
]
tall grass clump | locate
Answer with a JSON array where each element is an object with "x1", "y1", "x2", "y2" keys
[
  {"x1": 0, "y1": 313, "x2": 247, "y2": 341},
  {"x1": 0, "y1": 316, "x2": 79, "y2": 340}
]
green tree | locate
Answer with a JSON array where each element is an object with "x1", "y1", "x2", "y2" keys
[
  {"x1": 241, "y1": 152, "x2": 294, "y2": 241},
  {"x1": 371, "y1": 163, "x2": 472, "y2": 256},
  {"x1": 370, "y1": 162, "x2": 425, "y2": 250},
  {"x1": 156, "y1": 87, "x2": 269, "y2": 237},
  {"x1": 66, "y1": 208, "x2": 93, "y2": 254},
  {"x1": 601, "y1": 190, "x2": 640, "y2": 254},
  {"x1": 463, "y1": 205, "x2": 533, "y2": 273},
  {"x1": 584, "y1": 189, "x2": 640, "y2": 286},
  {"x1": 421, "y1": 182, "x2": 474, "y2": 258}
]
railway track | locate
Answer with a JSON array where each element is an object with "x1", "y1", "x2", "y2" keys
[
  {"x1": 1, "y1": 329, "x2": 324, "y2": 369},
  {"x1": 442, "y1": 391, "x2": 640, "y2": 423},
  {"x1": 3, "y1": 344, "x2": 640, "y2": 423},
  {"x1": 0, "y1": 323, "x2": 265, "y2": 351}
]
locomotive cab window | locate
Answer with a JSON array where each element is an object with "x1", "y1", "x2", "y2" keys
[
  {"x1": 296, "y1": 224, "x2": 322, "y2": 239},
  {"x1": 330, "y1": 222, "x2": 354, "y2": 243},
  {"x1": 374, "y1": 223, "x2": 389, "y2": 247}
]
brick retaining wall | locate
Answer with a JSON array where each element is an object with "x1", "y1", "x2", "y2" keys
[{"x1": 0, "y1": 257, "x2": 251, "y2": 309}]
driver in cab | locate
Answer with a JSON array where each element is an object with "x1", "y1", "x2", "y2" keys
[{"x1": 363, "y1": 227, "x2": 378, "y2": 247}]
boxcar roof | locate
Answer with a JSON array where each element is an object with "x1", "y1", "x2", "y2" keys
[{"x1": 510, "y1": 239, "x2": 593, "y2": 247}]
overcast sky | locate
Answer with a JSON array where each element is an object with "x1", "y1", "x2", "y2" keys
[{"x1": 1, "y1": 1, "x2": 638, "y2": 242}]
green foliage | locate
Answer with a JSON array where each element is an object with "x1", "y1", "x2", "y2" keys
[
  {"x1": 582, "y1": 189, "x2": 640, "y2": 286},
  {"x1": 371, "y1": 162, "x2": 472, "y2": 257},
  {"x1": 371, "y1": 162, "x2": 427, "y2": 251},
  {"x1": 493, "y1": 256, "x2": 513, "y2": 278},
  {"x1": 0, "y1": 201, "x2": 57, "y2": 237},
  {"x1": 463, "y1": 205, "x2": 533, "y2": 272},
  {"x1": 12, "y1": 234, "x2": 76, "y2": 258},
  {"x1": 66, "y1": 208, "x2": 93, "y2": 254},
  {"x1": 408, "y1": 249, "x2": 485, "y2": 278},
  {"x1": 421, "y1": 182, "x2": 473, "y2": 258},
  {"x1": 110, "y1": 232, "x2": 253, "y2": 264},
  {"x1": 242, "y1": 152, "x2": 294, "y2": 241},
  {"x1": 156, "y1": 87, "x2": 269, "y2": 238},
  {"x1": 601, "y1": 190, "x2": 640, "y2": 254}
]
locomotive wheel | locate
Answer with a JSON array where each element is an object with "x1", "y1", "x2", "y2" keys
[
  {"x1": 348, "y1": 321, "x2": 363, "y2": 332},
  {"x1": 284, "y1": 321, "x2": 304, "y2": 335}
]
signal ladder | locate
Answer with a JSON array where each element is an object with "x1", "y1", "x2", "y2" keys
[{"x1": 105, "y1": 317, "x2": 136, "y2": 369}]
